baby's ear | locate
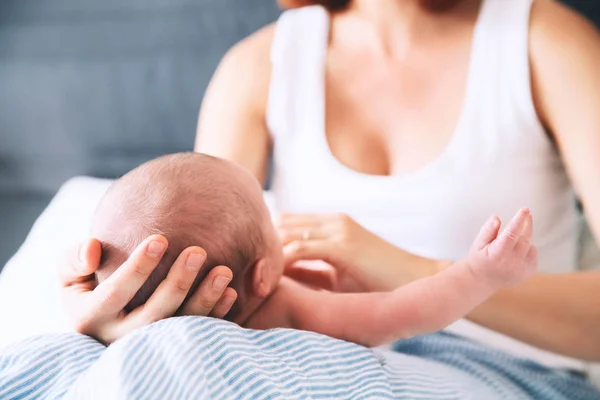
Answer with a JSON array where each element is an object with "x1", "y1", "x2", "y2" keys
[{"x1": 251, "y1": 258, "x2": 272, "y2": 298}]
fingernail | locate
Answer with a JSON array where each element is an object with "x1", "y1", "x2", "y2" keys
[
  {"x1": 213, "y1": 276, "x2": 230, "y2": 291},
  {"x1": 146, "y1": 241, "x2": 167, "y2": 258},
  {"x1": 186, "y1": 253, "x2": 205, "y2": 271},
  {"x1": 222, "y1": 296, "x2": 236, "y2": 308}
]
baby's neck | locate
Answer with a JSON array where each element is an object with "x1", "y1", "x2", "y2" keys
[
  {"x1": 232, "y1": 283, "x2": 281, "y2": 327},
  {"x1": 240, "y1": 277, "x2": 308, "y2": 331},
  {"x1": 234, "y1": 259, "x2": 287, "y2": 326}
]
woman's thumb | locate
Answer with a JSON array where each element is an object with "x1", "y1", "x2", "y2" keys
[{"x1": 59, "y1": 238, "x2": 102, "y2": 285}]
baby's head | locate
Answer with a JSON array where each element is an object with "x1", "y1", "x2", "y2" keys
[{"x1": 91, "y1": 152, "x2": 283, "y2": 322}]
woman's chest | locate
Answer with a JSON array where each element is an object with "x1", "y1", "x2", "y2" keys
[
  {"x1": 272, "y1": 120, "x2": 575, "y2": 264},
  {"x1": 324, "y1": 55, "x2": 470, "y2": 176}
]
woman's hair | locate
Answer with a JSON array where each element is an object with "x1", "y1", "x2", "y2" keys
[
  {"x1": 280, "y1": 0, "x2": 461, "y2": 12},
  {"x1": 278, "y1": 0, "x2": 349, "y2": 11},
  {"x1": 310, "y1": 0, "x2": 349, "y2": 10}
]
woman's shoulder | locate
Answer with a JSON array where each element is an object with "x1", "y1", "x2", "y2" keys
[
  {"x1": 529, "y1": 0, "x2": 599, "y2": 67},
  {"x1": 529, "y1": 0, "x2": 600, "y2": 126},
  {"x1": 224, "y1": 5, "x2": 327, "y2": 68},
  {"x1": 213, "y1": 5, "x2": 328, "y2": 112},
  {"x1": 223, "y1": 23, "x2": 276, "y2": 76},
  {"x1": 206, "y1": 23, "x2": 276, "y2": 121}
]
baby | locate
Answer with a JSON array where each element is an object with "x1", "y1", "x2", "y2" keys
[{"x1": 92, "y1": 152, "x2": 537, "y2": 346}]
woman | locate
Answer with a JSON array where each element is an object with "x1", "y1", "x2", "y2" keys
[
  {"x1": 197, "y1": 0, "x2": 600, "y2": 363},
  {"x1": 61, "y1": 0, "x2": 600, "y2": 397}
]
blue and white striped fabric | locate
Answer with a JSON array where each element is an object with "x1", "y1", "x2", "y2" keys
[
  {"x1": 391, "y1": 332, "x2": 600, "y2": 400},
  {"x1": 1, "y1": 317, "x2": 599, "y2": 399},
  {"x1": 0, "y1": 334, "x2": 104, "y2": 399}
]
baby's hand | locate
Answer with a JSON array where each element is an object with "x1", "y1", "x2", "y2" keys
[{"x1": 467, "y1": 208, "x2": 538, "y2": 287}]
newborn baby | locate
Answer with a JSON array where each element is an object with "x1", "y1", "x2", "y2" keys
[
  {"x1": 93, "y1": 152, "x2": 537, "y2": 346},
  {"x1": 92, "y1": 152, "x2": 283, "y2": 323}
]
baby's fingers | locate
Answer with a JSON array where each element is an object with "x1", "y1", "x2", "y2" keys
[
  {"x1": 496, "y1": 208, "x2": 531, "y2": 251},
  {"x1": 526, "y1": 246, "x2": 538, "y2": 266},
  {"x1": 514, "y1": 213, "x2": 534, "y2": 258},
  {"x1": 522, "y1": 212, "x2": 533, "y2": 241},
  {"x1": 471, "y1": 216, "x2": 501, "y2": 251},
  {"x1": 514, "y1": 237, "x2": 531, "y2": 258}
]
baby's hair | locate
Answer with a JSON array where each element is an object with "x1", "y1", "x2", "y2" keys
[{"x1": 92, "y1": 152, "x2": 268, "y2": 319}]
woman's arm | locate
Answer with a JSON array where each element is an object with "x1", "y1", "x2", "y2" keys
[
  {"x1": 467, "y1": 0, "x2": 600, "y2": 361},
  {"x1": 194, "y1": 24, "x2": 275, "y2": 185}
]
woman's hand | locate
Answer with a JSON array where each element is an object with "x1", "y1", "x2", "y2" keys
[
  {"x1": 278, "y1": 213, "x2": 449, "y2": 292},
  {"x1": 59, "y1": 235, "x2": 238, "y2": 344}
]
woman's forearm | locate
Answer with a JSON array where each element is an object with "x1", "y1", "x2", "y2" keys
[
  {"x1": 392, "y1": 245, "x2": 600, "y2": 360},
  {"x1": 466, "y1": 271, "x2": 600, "y2": 361},
  {"x1": 396, "y1": 251, "x2": 600, "y2": 360},
  {"x1": 365, "y1": 240, "x2": 451, "y2": 291}
]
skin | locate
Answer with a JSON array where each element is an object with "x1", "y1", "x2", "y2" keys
[
  {"x1": 196, "y1": 0, "x2": 600, "y2": 360},
  {"x1": 67, "y1": 154, "x2": 538, "y2": 348},
  {"x1": 60, "y1": 238, "x2": 238, "y2": 344},
  {"x1": 247, "y1": 209, "x2": 537, "y2": 348},
  {"x1": 206, "y1": 166, "x2": 538, "y2": 346},
  {"x1": 90, "y1": 153, "x2": 285, "y2": 321}
]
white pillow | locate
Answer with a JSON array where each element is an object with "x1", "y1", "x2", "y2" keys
[{"x1": 0, "y1": 177, "x2": 113, "y2": 347}]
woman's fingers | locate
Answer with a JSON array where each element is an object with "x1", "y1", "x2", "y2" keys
[
  {"x1": 277, "y1": 214, "x2": 328, "y2": 245},
  {"x1": 138, "y1": 247, "x2": 207, "y2": 323},
  {"x1": 58, "y1": 238, "x2": 102, "y2": 286},
  {"x1": 91, "y1": 235, "x2": 168, "y2": 316},
  {"x1": 283, "y1": 240, "x2": 333, "y2": 266},
  {"x1": 60, "y1": 237, "x2": 238, "y2": 343},
  {"x1": 209, "y1": 287, "x2": 238, "y2": 318},
  {"x1": 179, "y1": 265, "x2": 234, "y2": 316},
  {"x1": 279, "y1": 227, "x2": 329, "y2": 245},
  {"x1": 109, "y1": 248, "x2": 208, "y2": 340},
  {"x1": 277, "y1": 213, "x2": 341, "y2": 228}
]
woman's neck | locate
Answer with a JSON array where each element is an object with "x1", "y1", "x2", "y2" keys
[{"x1": 332, "y1": 0, "x2": 477, "y2": 58}]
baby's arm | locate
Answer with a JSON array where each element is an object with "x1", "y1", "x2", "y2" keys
[{"x1": 290, "y1": 209, "x2": 537, "y2": 347}]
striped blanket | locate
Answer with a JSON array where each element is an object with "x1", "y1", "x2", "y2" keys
[{"x1": 1, "y1": 317, "x2": 598, "y2": 399}]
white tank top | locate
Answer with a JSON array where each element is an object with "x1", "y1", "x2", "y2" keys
[{"x1": 267, "y1": 0, "x2": 585, "y2": 371}]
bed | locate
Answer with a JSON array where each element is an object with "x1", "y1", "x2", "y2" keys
[{"x1": 0, "y1": 176, "x2": 599, "y2": 393}]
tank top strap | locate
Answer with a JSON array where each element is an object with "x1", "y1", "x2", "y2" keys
[
  {"x1": 269, "y1": 5, "x2": 328, "y2": 65},
  {"x1": 267, "y1": 5, "x2": 329, "y2": 141},
  {"x1": 475, "y1": 0, "x2": 538, "y2": 126}
]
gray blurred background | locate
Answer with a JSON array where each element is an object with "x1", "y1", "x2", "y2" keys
[{"x1": 0, "y1": 0, "x2": 598, "y2": 270}]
